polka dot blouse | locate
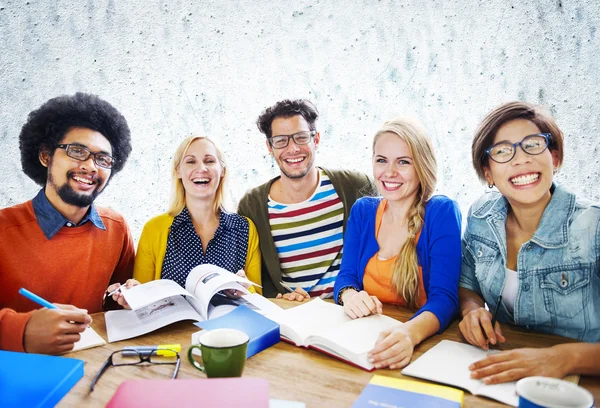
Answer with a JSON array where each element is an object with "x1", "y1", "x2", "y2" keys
[{"x1": 161, "y1": 207, "x2": 250, "y2": 288}]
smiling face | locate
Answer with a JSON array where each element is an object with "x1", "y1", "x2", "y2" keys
[
  {"x1": 177, "y1": 138, "x2": 224, "y2": 203},
  {"x1": 268, "y1": 115, "x2": 320, "y2": 180},
  {"x1": 42, "y1": 127, "x2": 112, "y2": 208},
  {"x1": 484, "y1": 118, "x2": 558, "y2": 208},
  {"x1": 373, "y1": 132, "x2": 421, "y2": 204}
]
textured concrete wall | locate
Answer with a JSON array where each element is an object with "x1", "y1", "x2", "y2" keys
[{"x1": 1, "y1": 0, "x2": 599, "y2": 244}]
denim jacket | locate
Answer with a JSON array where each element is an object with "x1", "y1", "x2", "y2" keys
[{"x1": 460, "y1": 183, "x2": 600, "y2": 342}]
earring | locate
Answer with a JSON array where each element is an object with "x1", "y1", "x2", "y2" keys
[
  {"x1": 487, "y1": 182, "x2": 494, "y2": 189},
  {"x1": 553, "y1": 167, "x2": 558, "y2": 175}
]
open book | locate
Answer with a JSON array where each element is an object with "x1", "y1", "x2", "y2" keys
[
  {"x1": 266, "y1": 298, "x2": 402, "y2": 371},
  {"x1": 105, "y1": 264, "x2": 262, "y2": 342},
  {"x1": 402, "y1": 340, "x2": 520, "y2": 406}
]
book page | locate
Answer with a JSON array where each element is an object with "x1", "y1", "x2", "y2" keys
[
  {"x1": 185, "y1": 265, "x2": 255, "y2": 319},
  {"x1": 307, "y1": 313, "x2": 402, "y2": 369},
  {"x1": 267, "y1": 298, "x2": 351, "y2": 346},
  {"x1": 401, "y1": 340, "x2": 518, "y2": 406},
  {"x1": 121, "y1": 279, "x2": 191, "y2": 310},
  {"x1": 206, "y1": 293, "x2": 284, "y2": 320},
  {"x1": 105, "y1": 296, "x2": 202, "y2": 342}
]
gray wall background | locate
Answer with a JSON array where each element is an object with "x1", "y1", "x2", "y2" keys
[{"x1": 1, "y1": 0, "x2": 599, "y2": 245}]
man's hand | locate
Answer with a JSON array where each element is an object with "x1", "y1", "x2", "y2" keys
[
  {"x1": 276, "y1": 286, "x2": 310, "y2": 302},
  {"x1": 342, "y1": 289, "x2": 382, "y2": 319},
  {"x1": 459, "y1": 307, "x2": 505, "y2": 350},
  {"x1": 469, "y1": 346, "x2": 569, "y2": 384},
  {"x1": 23, "y1": 304, "x2": 92, "y2": 354}
]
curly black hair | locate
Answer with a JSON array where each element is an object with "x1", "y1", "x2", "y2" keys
[
  {"x1": 256, "y1": 99, "x2": 319, "y2": 139},
  {"x1": 19, "y1": 92, "x2": 132, "y2": 186}
]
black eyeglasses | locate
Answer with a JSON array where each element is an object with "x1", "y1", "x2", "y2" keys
[
  {"x1": 57, "y1": 144, "x2": 116, "y2": 169},
  {"x1": 90, "y1": 348, "x2": 180, "y2": 391},
  {"x1": 268, "y1": 130, "x2": 316, "y2": 149},
  {"x1": 485, "y1": 133, "x2": 551, "y2": 164}
]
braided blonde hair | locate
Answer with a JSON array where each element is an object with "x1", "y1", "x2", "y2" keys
[{"x1": 372, "y1": 117, "x2": 437, "y2": 309}]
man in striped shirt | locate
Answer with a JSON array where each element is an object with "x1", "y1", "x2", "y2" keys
[{"x1": 238, "y1": 99, "x2": 374, "y2": 300}]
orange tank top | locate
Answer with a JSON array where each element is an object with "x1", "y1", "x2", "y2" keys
[{"x1": 363, "y1": 200, "x2": 427, "y2": 307}]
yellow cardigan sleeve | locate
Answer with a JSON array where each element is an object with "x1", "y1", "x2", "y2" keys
[
  {"x1": 133, "y1": 213, "x2": 172, "y2": 284},
  {"x1": 244, "y1": 217, "x2": 262, "y2": 295}
]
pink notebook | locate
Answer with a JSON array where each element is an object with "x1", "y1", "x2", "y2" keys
[{"x1": 107, "y1": 377, "x2": 269, "y2": 408}]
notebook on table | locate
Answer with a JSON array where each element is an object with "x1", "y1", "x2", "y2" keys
[
  {"x1": 193, "y1": 305, "x2": 280, "y2": 358},
  {"x1": 106, "y1": 377, "x2": 269, "y2": 408},
  {"x1": 0, "y1": 350, "x2": 84, "y2": 408},
  {"x1": 353, "y1": 375, "x2": 464, "y2": 407}
]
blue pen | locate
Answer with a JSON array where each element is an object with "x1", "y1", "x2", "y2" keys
[
  {"x1": 19, "y1": 288, "x2": 57, "y2": 309},
  {"x1": 19, "y1": 287, "x2": 90, "y2": 328}
]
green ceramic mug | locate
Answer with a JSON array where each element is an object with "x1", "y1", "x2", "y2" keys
[{"x1": 188, "y1": 328, "x2": 249, "y2": 378}]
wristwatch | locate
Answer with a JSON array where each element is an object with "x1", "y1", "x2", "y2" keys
[{"x1": 337, "y1": 286, "x2": 359, "y2": 305}]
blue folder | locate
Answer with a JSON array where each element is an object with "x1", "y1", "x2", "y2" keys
[
  {"x1": 195, "y1": 305, "x2": 280, "y2": 358},
  {"x1": 0, "y1": 350, "x2": 84, "y2": 408}
]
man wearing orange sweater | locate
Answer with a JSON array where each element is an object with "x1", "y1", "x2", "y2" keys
[{"x1": 0, "y1": 93, "x2": 135, "y2": 354}]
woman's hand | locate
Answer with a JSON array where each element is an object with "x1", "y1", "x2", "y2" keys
[
  {"x1": 107, "y1": 279, "x2": 140, "y2": 309},
  {"x1": 224, "y1": 270, "x2": 252, "y2": 298},
  {"x1": 459, "y1": 307, "x2": 505, "y2": 350},
  {"x1": 342, "y1": 289, "x2": 382, "y2": 319},
  {"x1": 469, "y1": 346, "x2": 569, "y2": 384},
  {"x1": 368, "y1": 326, "x2": 414, "y2": 369},
  {"x1": 234, "y1": 269, "x2": 252, "y2": 289}
]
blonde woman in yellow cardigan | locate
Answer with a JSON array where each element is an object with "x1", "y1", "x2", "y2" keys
[{"x1": 108, "y1": 135, "x2": 261, "y2": 306}]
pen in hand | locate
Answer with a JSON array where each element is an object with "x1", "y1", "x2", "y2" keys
[
  {"x1": 279, "y1": 282, "x2": 295, "y2": 293},
  {"x1": 106, "y1": 286, "x2": 123, "y2": 298},
  {"x1": 19, "y1": 287, "x2": 91, "y2": 327}
]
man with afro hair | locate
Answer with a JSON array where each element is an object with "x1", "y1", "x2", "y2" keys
[{"x1": 0, "y1": 92, "x2": 135, "y2": 354}]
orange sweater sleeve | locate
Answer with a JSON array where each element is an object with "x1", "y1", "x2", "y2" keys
[
  {"x1": 109, "y1": 221, "x2": 135, "y2": 285},
  {"x1": 0, "y1": 308, "x2": 34, "y2": 352}
]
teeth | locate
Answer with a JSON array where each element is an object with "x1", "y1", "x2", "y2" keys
[
  {"x1": 510, "y1": 173, "x2": 539, "y2": 186},
  {"x1": 193, "y1": 178, "x2": 209, "y2": 184},
  {"x1": 73, "y1": 176, "x2": 93, "y2": 185},
  {"x1": 382, "y1": 181, "x2": 402, "y2": 188},
  {"x1": 285, "y1": 157, "x2": 304, "y2": 163}
]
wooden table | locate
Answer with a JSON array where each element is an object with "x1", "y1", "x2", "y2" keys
[{"x1": 59, "y1": 299, "x2": 599, "y2": 407}]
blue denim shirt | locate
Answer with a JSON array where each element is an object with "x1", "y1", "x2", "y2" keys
[
  {"x1": 460, "y1": 183, "x2": 600, "y2": 342},
  {"x1": 32, "y1": 189, "x2": 106, "y2": 240}
]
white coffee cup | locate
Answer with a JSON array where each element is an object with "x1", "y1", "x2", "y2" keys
[{"x1": 516, "y1": 377, "x2": 594, "y2": 408}]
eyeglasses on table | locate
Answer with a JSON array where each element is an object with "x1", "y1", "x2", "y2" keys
[{"x1": 90, "y1": 348, "x2": 180, "y2": 392}]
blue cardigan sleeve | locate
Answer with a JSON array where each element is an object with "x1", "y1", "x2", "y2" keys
[
  {"x1": 413, "y1": 197, "x2": 462, "y2": 331},
  {"x1": 333, "y1": 198, "x2": 378, "y2": 302}
]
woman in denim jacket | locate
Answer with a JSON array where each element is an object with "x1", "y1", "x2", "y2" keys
[{"x1": 459, "y1": 101, "x2": 600, "y2": 384}]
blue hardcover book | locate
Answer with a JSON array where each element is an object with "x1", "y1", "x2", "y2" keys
[
  {"x1": 0, "y1": 350, "x2": 84, "y2": 408},
  {"x1": 352, "y1": 375, "x2": 464, "y2": 408},
  {"x1": 194, "y1": 305, "x2": 280, "y2": 358}
]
